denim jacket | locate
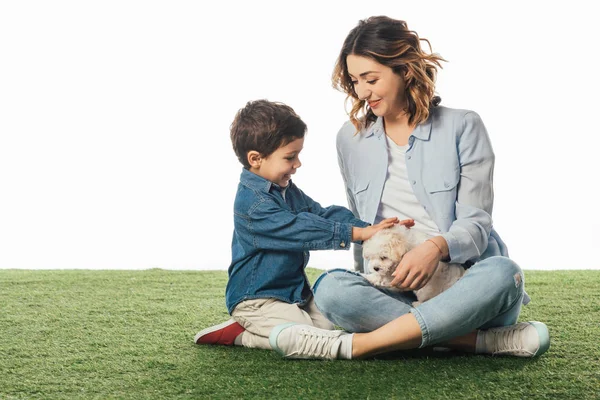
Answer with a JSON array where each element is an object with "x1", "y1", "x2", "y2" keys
[
  {"x1": 225, "y1": 169, "x2": 370, "y2": 314},
  {"x1": 337, "y1": 106, "x2": 510, "y2": 271}
]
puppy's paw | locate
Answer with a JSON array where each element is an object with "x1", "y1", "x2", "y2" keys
[{"x1": 361, "y1": 272, "x2": 385, "y2": 287}]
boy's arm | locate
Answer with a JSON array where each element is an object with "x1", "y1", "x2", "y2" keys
[
  {"x1": 299, "y1": 189, "x2": 367, "y2": 227},
  {"x1": 240, "y1": 198, "x2": 370, "y2": 252}
]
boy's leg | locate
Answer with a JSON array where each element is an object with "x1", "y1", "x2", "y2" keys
[
  {"x1": 300, "y1": 294, "x2": 334, "y2": 330},
  {"x1": 231, "y1": 298, "x2": 322, "y2": 350},
  {"x1": 194, "y1": 319, "x2": 245, "y2": 345},
  {"x1": 194, "y1": 295, "x2": 330, "y2": 347},
  {"x1": 195, "y1": 267, "x2": 410, "y2": 346}
]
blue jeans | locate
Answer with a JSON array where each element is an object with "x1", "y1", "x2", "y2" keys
[{"x1": 312, "y1": 256, "x2": 524, "y2": 348}]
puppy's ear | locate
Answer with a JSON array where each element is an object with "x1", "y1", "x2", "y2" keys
[{"x1": 388, "y1": 234, "x2": 408, "y2": 261}]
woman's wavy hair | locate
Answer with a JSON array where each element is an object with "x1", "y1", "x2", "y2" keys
[{"x1": 333, "y1": 16, "x2": 446, "y2": 131}]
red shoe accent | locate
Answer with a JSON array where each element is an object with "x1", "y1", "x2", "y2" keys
[{"x1": 194, "y1": 319, "x2": 245, "y2": 345}]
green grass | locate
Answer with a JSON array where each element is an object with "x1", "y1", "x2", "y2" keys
[{"x1": 1, "y1": 268, "x2": 599, "y2": 399}]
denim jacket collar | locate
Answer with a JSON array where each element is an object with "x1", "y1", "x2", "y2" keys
[
  {"x1": 239, "y1": 168, "x2": 288, "y2": 193},
  {"x1": 366, "y1": 113, "x2": 434, "y2": 141}
]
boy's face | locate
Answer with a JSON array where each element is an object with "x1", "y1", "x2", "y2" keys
[{"x1": 250, "y1": 137, "x2": 304, "y2": 188}]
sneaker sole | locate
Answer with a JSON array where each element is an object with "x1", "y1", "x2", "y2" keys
[
  {"x1": 194, "y1": 319, "x2": 238, "y2": 344},
  {"x1": 268, "y1": 322, "x2": 298, "y2": 355},
  {"x1": 528, "y1": 321, "x2": 550, "y2": 356}
]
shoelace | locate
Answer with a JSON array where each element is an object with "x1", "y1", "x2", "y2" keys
[
  {"x1": 297, "y1": 328, "x2": 340, "y2": 358},
  {"x1": 491, "y1": 324, "x2": 527, "y2": 354}
]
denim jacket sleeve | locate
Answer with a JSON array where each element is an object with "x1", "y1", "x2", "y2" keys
[
  {"x1": 241, "y1": 198, "x2": 356, "y2": 252},
  {"x1": 441, "y1": 112, "x2": 495, "y2": 263},
  {"x1": 299, "y1": 188, "x2": 370, "y2": 228}
]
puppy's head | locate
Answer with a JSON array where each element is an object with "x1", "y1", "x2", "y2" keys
[{"x1": 362, "y1": 225, "x2": 412, "y2": 278}]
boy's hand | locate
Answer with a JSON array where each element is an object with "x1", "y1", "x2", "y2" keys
[
  {"x1": 397, "y1": 219, "x2": 415, "y2": 228},
  {"x1": 352, "y1": 217, "x2": 411, "y2": 242}
]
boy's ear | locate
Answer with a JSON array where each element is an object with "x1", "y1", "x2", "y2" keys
[{"x1": 247, "y1": 151, "x2": 262, "y2": 168}]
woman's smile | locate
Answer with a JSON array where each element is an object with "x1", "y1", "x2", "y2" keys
[{"x1": 368, "y1": 99, "x2": 382, "y2": 108}]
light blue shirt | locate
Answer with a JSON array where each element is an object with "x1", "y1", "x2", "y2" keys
[{"x1": 336, "y1": 106, "x2": 509, "y2": 272}]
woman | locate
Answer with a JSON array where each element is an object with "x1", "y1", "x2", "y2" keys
[{"x1": 268, "y1": 16, "x2": 550, "y2": 360}]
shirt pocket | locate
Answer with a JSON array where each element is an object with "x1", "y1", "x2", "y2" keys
[
  {"x1": 424, "y1": 166, "x2": 460, "y2": 193},
  {"x1": 423, "y1": 167, "x2": 460, "y2": 223}
]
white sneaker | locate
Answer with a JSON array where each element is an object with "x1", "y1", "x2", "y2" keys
[
  {"x1": 269, "y1": 323, "x2": 352, "y2": 360},
  {"x1": 479, "y1": 321, "x2": 550, "y2": 357}
]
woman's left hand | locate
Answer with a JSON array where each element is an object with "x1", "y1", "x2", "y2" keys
[{"x1": 390, "y1": 240, "x2": 443, "y2": 290}]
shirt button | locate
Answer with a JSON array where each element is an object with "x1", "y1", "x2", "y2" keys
[
  {"x1": 407, "y1": 155, "x2": 412, "y2": 160},
  {"x1": 412, "y1": 180, "x2": 416, "y2": 185},
  {"x1": 340, "y1": 242, "x2": 346, "y2": 248}
]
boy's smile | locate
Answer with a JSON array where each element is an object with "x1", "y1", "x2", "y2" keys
[{"x1": 250, "y1": 137, "x2": 304, "y2": 188}]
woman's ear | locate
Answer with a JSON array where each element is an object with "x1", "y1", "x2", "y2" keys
[{"x1": 247, "y1": 151, "x2": 262, "y2": 169}]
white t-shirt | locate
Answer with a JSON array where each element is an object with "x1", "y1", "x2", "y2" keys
[{"x1": 375, "y1": 134, "x2": 441, "y2": 238}]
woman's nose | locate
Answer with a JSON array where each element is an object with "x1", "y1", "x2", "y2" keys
[{"x1": 355, "y1": 84, "x2": 371, "y2": 101}]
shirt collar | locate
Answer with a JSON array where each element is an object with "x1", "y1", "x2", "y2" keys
[
  {"x1": 239, "y1": 168, "x2": 289, "y2": 193},
  {"x1": 365, "y1": 110, "x2": 434, "y2": 141},
  {"x1": 365, "y1": 117, "x2": 384, "y2": 138}
]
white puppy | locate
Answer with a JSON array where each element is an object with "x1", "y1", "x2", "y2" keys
[{"x1": 361, "y1": 225, "x2": 465, "y2": 306}]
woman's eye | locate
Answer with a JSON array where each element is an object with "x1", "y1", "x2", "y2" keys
[
  {"x1": 367, "y1": 79, "x2": 378, "y2": 84},
  {"x1": 351, "y1": 81, "x2": 358, "y2": 85}
]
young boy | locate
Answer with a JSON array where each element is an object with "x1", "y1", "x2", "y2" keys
[{"x1": 194, "y1": 100, "x2": 399, "y2": 350}]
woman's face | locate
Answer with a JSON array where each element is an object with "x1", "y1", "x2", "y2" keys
[{"x1": 346, "y1": 54, "x2": 406, "y2": 119}]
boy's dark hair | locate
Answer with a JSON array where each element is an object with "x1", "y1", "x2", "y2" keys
[{"x1": 230, "y1": 100, "x2": 307, "y2": 169}]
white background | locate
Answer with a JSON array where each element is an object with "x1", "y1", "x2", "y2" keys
[{"x1": 1, "y1": 1, "x2": 598, "y2": 271}]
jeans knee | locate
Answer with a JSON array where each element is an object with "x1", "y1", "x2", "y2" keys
[
  {"x1": 313, "y1": 269, "x2": 357, "y2": 314},
  {"x1": 483, "y1": 256, "x2": 524, "y2": 296}
]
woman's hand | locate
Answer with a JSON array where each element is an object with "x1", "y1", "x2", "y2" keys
[{"x1": 390, "y1": 239, "x2": 444, "y2": 291}]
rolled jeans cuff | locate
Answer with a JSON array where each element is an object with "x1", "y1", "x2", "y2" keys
[{"x1": 409, "y1": 308, "x2": 429, "y2": 348}]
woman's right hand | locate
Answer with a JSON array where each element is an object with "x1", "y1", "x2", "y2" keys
[
  {"x1": 390, "y1": 239, "x2": 444, "y2": 290},
  {"x1": 352, "y1": 218, "x2": 414, "y2": 242}
]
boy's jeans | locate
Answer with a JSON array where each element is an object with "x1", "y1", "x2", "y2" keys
[{"x1": 313, "y1": 256, "x2": 524, "y2": 347}]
